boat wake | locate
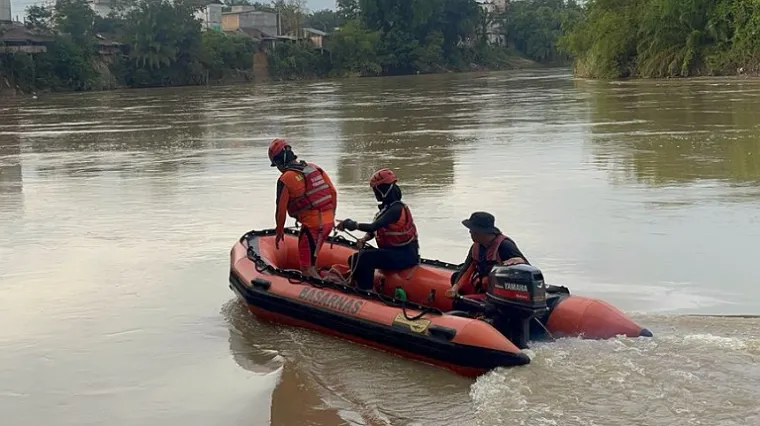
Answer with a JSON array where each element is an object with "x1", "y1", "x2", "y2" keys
[{"x1": 224, "y1": 300, "x2": 760, "y2": 426}]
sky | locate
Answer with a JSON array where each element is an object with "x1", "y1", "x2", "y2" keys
[
  {"x1": 309, "y1": 0, "x2": 335, "y2": 11},
  {"x1": 9, "y1": 0, "x2": 38, "y2": 20},
  {"x1": 8, "y1": 0, "x2": 336, "y2": 19}
]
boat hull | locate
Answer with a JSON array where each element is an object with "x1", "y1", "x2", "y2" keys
[
  {"x1": 227, "y1": 229, "x2": 651, "y2": 376},
  {"x1": 229, "y1": 272, "x2": 530, "y2": 376}
]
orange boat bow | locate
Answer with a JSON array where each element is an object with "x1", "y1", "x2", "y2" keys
[{"x1": 546, "y1": 295, "x2": 652, "y2": 339}]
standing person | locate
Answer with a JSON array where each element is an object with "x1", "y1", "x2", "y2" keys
[
  {"x1": 337, "y1": 168, "x2": 420, "y2": 290},
  {"x1": 269, "y1": 138, "x2": 338, "y2": 278}
]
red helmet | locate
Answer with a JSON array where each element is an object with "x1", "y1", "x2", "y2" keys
[
  {"x1": 369, "y1": 168, "x2": 398, "y2": 188},
  {"x1": 268, "y1": 138, "x2": 289, "y2": 166}
]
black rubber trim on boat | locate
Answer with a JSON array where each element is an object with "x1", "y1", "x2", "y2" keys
[
  {"x1": 428, "y1": 325, "x2": 457, "y2": 341},
  {"x1": 229, "y1": 272, "x2": 531, "y2": 370},
  {"x1": 243, "y1": 228, "x2": 571, "y2": 303},
  {"x1": 243, "y1": 227, "x2": 468, "y2": 271},
  {"x1": 250, "y1": 278, "x2": 272, "y2": 290},
  {"x1": 243, "y1": 233, "x2": 453, "y2": 321},
  {"x1": 240, "y1": 229, "x2": 571, "y2": 345}
]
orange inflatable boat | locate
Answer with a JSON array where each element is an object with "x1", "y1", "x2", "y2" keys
[{"x1": 228, "y1": 228, "x2": 652, "y2": 377}]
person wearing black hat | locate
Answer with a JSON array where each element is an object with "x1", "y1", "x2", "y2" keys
[{"x1": 445, "y1": 212, "x2": 529, "y2": 300}]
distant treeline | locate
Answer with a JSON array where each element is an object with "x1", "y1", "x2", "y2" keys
[
  {"x1": 0, "y1": 0, "x2": 583, "y2": 93},
  {"x1": 1, "y1": 0, "x2": 257, "y2": 92},
  {"x1": 269, "y1": 0, "x2": 583, "y2": 79}
]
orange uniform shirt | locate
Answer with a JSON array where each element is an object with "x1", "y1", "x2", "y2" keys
[{"x1": 275, "y1": 166, "x2": 337, "y2": 233}]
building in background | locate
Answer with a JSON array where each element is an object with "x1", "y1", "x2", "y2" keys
[
  {"x1": 0, "y1": 24, "x2": 55, "y2": 53},
  {"x1": 88, "y1": 0, "x2": 112, "y2": 17},
  {"x1": 195, "y1": 1, "x2": 223, "y2": 31},
  {"x1": 290, "y1": 27, "x2": 326, "y2": 49},
  {"x1": 1, "y1": 0, "x2": 12, "y2": 23},
  {"x1": 477, "y1": 0, "x2": 508, "y2": 16},
  {"x1": 86, "y1": 0, "x2": 223, "y2": 27},
  {"x1": 222, "y1": 7, "x2": 279, "y2": 37}
]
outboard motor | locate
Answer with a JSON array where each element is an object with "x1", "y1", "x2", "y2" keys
[{"x1": 485, "y1": 264, "x2": 548, "y2": 349}]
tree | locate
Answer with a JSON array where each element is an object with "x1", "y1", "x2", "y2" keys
[
  {"x1": 306, "y1": 9, "x2": 342, "y2": 32},
  {"x1": 268, "y1": 40, "x2": 331, "y2": 79},
  {"x1": 201, "y1": 31, "x2": 255, "y2": 78},
  {"x1": 441, "y1": 0, "x2": 481, "y2": 52},
  {"x1": 503, "y1": 0, "x2": 582, "y2": 64},
  {"x1": 337, "y1": 0, "x2": 359, "y2": 21},
  {"x1": 272, "y1": 0, "x2": 308, "y2": 35},
  {"x1": 24, "y1": 5, "x2": 52, "y2": 31},
  {"x1": 326, "y1": 19, "x2": 381, "y2": 75},
  {"x1": 118, "y1": 0, "x2": 206, "y2": 86},
  {"x1": 53, "y1": 0, "x2": 97, "y2": 46}
]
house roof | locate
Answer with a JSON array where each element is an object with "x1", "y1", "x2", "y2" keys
[
  {"x1": 224, "y1": 27, "x2": 273, "y2": 42},
  {"x1": 94, "y1": 33, "x2": 125, "y2": 46},
  {"x1": 302, "y1": 27, "x2": 327, "y2": 36},
  {"x1": 222, "y1": 10, "x2": 276, "y2": 15},
  {"x1": 186, "y1": 0, "x2": 223, "y2": 6},
  {"x1": 240, "y1": 27, "x2": 272, "y2": 39},
  {"x1": 0, "y1": 25, "x2": 54, "y2": 44}
]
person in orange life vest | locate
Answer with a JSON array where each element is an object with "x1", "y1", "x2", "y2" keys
[
  {"x1": 269, "y1": 138, "x2": 338, "y2": 278},
  {"x1": 336, "y1": 169, "x2": 420, "y2": 291},
  {"x1": 445, "y1": 212, "x2": 528, "y2": 300}
]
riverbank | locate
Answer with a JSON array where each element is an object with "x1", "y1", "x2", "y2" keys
[
  {"x1": 560, "y1": 0, "x2": 760, "y2": 79},
  {"x1": 232, "y1": 50, "x2": 543, "y2": 83},
  {"x1": 0, "y1": 64, "x2": 256, "y2": 97},
  {"x1": 1, "y1": 0, "x2": 576, "y2": 96},
  {"x1": 0, "y1": 51, "x2": 542, "y2": 98},
  {"x1": 1, "y1": 55, "x2": 544, "y2": 97},
  {"x1": 0, "y1": 41, "x2": 540, "y2": 97}
]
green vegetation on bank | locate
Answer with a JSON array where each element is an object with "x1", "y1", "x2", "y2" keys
[
  {"x1": 270, "y1": 0, "x2": 584, "y2": 79},
  {"x1": 1, "y1": 0, "x2": 582, "y2": 93},
  {"x1": 505, "y1": 0, "x2": 583, "y2": 65},
  {"x1": 560, "y1": 0, "x2": 760, "y2": 78},
  {"x1": 1, "y1": 0, "x2": 257, "y2": 92},
  {"x1": 7, "y1": 0, "x2": 756, "y2": 91}
]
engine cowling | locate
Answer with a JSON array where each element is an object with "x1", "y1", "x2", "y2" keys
[
  {"x1": 484, "y1": 264, "x2": 548, "y2": 349},
  {"x1": 486, "y1": 263, "x2": 548, "y2": 312}
]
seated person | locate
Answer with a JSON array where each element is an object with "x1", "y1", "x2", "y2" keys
[
  {"x1": 336, "y1": 169, "x2": 420, "y2": 290},
  {"x1": 446, "y1": 212, "x2": 528, "y2": 300}
]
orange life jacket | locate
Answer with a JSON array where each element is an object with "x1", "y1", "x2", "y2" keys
[
  {"x1": 286, "y1": 162, "x2": 336, "y2": 217},
  {"x1": 459, "y1": 234, "x2": 510, "y2": 294},
  {"x1": 375, "y1": 201, "x2": 418, "y2": 248},
  {"x1": 472, "y1": 234, "x2": 508, "y2": 278}
]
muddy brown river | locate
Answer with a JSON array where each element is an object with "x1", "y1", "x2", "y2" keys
[{"x1": 2, "y1": 69, "x2": 760, "y2": 426}]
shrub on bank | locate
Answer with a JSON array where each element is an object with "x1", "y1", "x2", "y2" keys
[{"x1": 560, "y1": 0, "x2": 760, "y2": 78}]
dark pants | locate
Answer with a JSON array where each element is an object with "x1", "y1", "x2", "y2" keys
[{"x1": 348, "y1": 244, "x2": 420, "y2": 290}]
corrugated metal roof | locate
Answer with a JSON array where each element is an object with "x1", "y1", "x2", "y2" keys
[
  {"x1": 302, "y1": 27, "x2": 326, "y2": 36},
  {"x1": 0, "y1": 24, "x2": 53, "y2": 43}
]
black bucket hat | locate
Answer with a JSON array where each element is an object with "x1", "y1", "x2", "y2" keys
[{"x1": 462, "y1": 211, "x2": 501, "y2": 234}]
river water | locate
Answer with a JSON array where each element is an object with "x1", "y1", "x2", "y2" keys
[{"x1": 1, "y1": 69, "x2": 759, "y2": 426}]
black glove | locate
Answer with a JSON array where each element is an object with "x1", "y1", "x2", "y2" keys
[{"x1": 341, "y1": 219, "x2": 358, "y2": 231}]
